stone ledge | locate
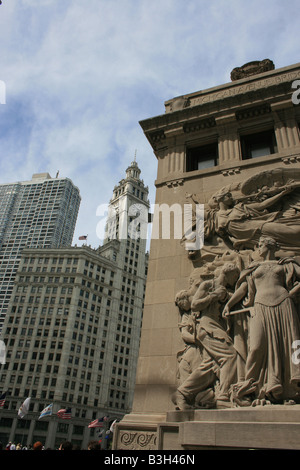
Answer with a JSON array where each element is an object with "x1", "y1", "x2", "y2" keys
[
  {"x1": 167, "y1": 404, "x2": 300, "y2": 423},
  {"x1": 179, "y1": 420, "x2": 300, "y2": 450},
  {"x1": 157, "y1": 406, "x2": 300, "y2": 450}
]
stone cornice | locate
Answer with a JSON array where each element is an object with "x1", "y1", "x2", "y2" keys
[
  {"x1": 19, "y1": 245, "x2": 119, "y2": 267},
  {"x1": 164, "y1": 62, "x2": 300, "y2": 112},
  {"x1": 140, "y1": 62, "x2": 300, "y2": 151}
]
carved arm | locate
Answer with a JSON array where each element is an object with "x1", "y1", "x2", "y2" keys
[{"x1": 222, "y1": 281, "x2": 248, "y2": 317}]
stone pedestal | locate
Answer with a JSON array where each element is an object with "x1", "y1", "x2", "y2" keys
[
  {"x1": 158, "y1": 406, "x2": 300, "y2": 450},
  {"x1": 113, "y1": 406, "x2": 300, "y2": 450}
]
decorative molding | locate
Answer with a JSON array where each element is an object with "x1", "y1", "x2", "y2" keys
[
  {"x1": 117, "y1": 430, "x2": 157, "y2": 450},
  {"x1": 149, "y1": 130, "x2": 166, "y2": 144},
  {"x1": 184, "y1": 117, "x2": 216, "y2": 133},
  {"x1": 221, "y1": 167, "x2": 241, "y2": 176},
  {"x1": 236, "y1": 104, "x2": 271, "y2": 121},
  {"x1": 282, "y1": 155, "x2": 300, "y2": 164},
  {"x1": 166, "y1": 179, "x2": 184, "y2": 187}
]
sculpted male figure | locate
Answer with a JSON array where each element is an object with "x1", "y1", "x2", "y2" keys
[
  {"x1": 174, "y1": 263, "x2": 241, "y2": 410},
  {"x1": 175, "y1": 290, "x2": 202, "y2": 383}
]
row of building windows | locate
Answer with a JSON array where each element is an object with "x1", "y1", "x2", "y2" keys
[
  {"x1": 16, "y1": 285, "x2": 73, "y2": 294},
  {"x1": 18, "y1": 274, "x2": 75, "y2": 283},
  {"x1": 5, "y1": 320, "x2": 100, "y2": 342},
  {"x1": 113, "y1": 184, "x2": 146, "y2": 202},
  {"x1": 186, "y1": 128, "x2": 281, "y2": 171},
  {"x1": 1, "y1": 379, "x2": 130, "y2": 410},
  {"x1": 22, "y1": 257, "x2": 113, "y2": 276},
  {"x1": 1, "y1": 386, "x2": 97, "y2": 407},
  {"x1": 0, "y1": 401, "x2": 87, "y2": 420},
  {"x1": 0, "y1": 418, "x2": 83, "y2": 438},
  {"x1": 23, "y1": 256, "x2": 79, "y2": 265}
]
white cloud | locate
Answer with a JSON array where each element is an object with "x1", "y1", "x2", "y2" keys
[{"x1": 0, "y1": 0, "x2": 299, "y2": 248}]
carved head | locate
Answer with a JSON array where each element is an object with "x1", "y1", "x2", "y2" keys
[
  {"x1": 175, "y1": 290, "x2": 191, "y2": 312},
  {"x1": 220, "y1": 263, "x2": 240, "y2": 287},
  {"x1": 214, "y1": 189, "x2": 233, "y2": 207},
  {"x1": 258, "y1": 236, "x2": 279, "y2": 255}
]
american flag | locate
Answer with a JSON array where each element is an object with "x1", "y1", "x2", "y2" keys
[
  {"x1": 78, "y1": 235, "x2": 87, "y2": 240},
  {"x1": 57, "y1": 408, "x2": 72, "y2": 419},
  {"x1": 0, "y1": 391, "x2": 7, "y2": 407},
  {"x1": 88, "y1": 418, "x2": 104, "y2": 428}
]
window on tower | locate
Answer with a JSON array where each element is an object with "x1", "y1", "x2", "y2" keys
[
  {"x1": 240, "y1": 129, "x2": 277, "y2": 159},
  {"x1": 186, "y1": 141, "x2": 218, "y2": 171}
]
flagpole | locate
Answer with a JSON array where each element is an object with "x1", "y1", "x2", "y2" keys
[
  {"x1": 17, "y1": 397, "x2": 31, "y2": 448},
  {"x1": 21, "y1": 427, "x2": 26, "y2": 447},
  {"x1": 88, "y1": 415, "x2": 118, "y2": 450},
  {"x1": 102, "y1": 418, "x2": 109, "y2": 450}
]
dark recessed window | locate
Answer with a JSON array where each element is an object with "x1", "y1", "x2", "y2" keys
[
  {"x1": 186, "y1": 142, "x2": 218, "y2": 172},
  {"x1": 241, "y1": 129, "x2": 277, "y2": 159}
]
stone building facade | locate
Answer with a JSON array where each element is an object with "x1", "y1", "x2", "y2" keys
[{"x1": 113, "y1": 60, "x2": 300, "y2": 450}]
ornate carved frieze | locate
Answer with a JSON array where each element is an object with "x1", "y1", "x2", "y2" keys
[{"x1": 230, "y1": 59, "x2": 275, "y2": 81}]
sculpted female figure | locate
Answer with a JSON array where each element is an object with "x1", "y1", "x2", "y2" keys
[
  {"x1": 208, "y1": 185, "x2": 300, "y2": 250},
  {"x1": 223, "y1": 236, "x2": 300, "y2": 404}
]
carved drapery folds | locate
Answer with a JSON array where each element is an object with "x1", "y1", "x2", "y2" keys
[{"x1": 175, "y1": 167, "x2": 300, "y2": 409}]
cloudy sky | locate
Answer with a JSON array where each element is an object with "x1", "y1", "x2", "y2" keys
[{"x1": 0, "y1": 0, "x2": 299, "y2": 250}]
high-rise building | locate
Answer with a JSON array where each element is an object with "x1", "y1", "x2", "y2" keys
[
  {"x1": 0, "y1": 160, "x2": 149, "y2": 449},
  {"x1": 0, "y1": 173, "x2": 81, "y2": 330}
]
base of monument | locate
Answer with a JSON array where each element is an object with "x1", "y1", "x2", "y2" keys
[{"x1": 113, "y1": 405, "x2": 300, "y2": 450}]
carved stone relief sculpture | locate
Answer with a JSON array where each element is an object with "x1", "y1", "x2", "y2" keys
[
  {"x1": 175, "y1": 168, "x2": 300, "y2": 408},
  {"x1": 230, "y1": 59, "x2": 275, "y2": 81}
]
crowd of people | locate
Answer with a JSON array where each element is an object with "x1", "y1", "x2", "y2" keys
[{"x1": 0, "y1": 440, "x2": 102, "y2": 450}]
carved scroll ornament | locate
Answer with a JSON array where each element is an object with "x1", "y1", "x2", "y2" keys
[{"x1": 117, "y1": 430, "x2": 157, "y2": 450}]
